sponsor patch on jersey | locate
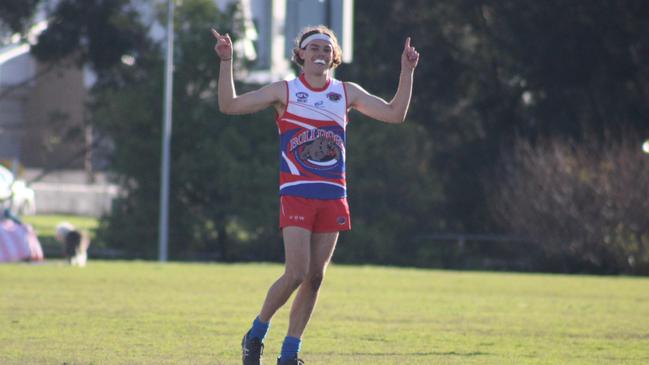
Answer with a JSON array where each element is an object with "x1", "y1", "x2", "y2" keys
[
  {"x1": 296, "y1": 92, "x2": 309, "y2": 103},
  {"x1": 327, "y1": 92, "x2": 342, "y2": 102}
]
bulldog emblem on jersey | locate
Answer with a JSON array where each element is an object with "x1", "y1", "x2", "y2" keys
[{"x1": 297, "y1": 136, "x2": 342, "y2": 170}]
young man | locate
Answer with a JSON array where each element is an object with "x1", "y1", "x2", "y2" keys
[{"x1": 211, "y1": 25, "x2": 419, "y2": 365}]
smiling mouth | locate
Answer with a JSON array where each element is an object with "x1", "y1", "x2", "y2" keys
[{"x1": 314, "y1": 59, "x2": 326, "y2": 65}]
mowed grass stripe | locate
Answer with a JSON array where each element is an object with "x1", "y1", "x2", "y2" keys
[{"x1": 1, "y1": 261, "x2": 648, "y2": 365}]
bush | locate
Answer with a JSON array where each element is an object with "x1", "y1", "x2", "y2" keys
[{"x1": 488, "y1": 134, "x2": 649, "y2": 275}]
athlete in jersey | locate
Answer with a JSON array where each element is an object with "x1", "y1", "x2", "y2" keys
[
  {"x1": 277, "y1": 74, "x2": 348, "y2": 200},
  {"x1": 212, "y1": 24, "x2": 419, "y2": 365}
]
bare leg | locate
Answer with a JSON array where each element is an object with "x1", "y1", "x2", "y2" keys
[
  {"x1": 258, "y1": 227, "x2": 312, "y2": 322},
  {"x1": 286, "y1": 232, "x2": 338, "y2": 338}
]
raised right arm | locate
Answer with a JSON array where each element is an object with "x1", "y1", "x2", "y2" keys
[{"x1": 212, "y1": 29, "x2": 285, "y2": 115}]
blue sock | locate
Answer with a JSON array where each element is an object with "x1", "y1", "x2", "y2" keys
[
  {"x1": 248, "y1": 316, "x2": 270, "y2": 341},
  {"x1": 280, "y1": 336, "x2": 302, "y2": 360}
]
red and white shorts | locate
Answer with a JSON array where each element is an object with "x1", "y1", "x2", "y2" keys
[{"x1": 279, "y1": 195, "x2": 351, "y2": 233}]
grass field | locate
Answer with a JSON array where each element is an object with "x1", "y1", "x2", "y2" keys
[{"x1": 1, "y1": 261, "x2": 648, "y2": 365}]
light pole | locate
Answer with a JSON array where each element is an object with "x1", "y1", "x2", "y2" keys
[{"x1": 158, "y1": 0, "x2": 174, "y2": 262}]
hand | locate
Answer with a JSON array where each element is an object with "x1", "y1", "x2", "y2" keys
[
  {"x1": 211, "y1": 28, "x2": 233, "y2": 61},
  {"x1": 401, "y1": 37, "x2": 419, "y2": 71}
]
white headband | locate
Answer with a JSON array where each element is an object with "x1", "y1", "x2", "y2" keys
[{"x1": 300, "y1": 33, "x2": 333, "y2": 49}]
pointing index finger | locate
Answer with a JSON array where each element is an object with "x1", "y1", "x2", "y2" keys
[
  {"x1": 211, "y1": 28, "x2": 221, "y2": 38},
  {"x1": 405, "y1": 37, "x2": 411, "y2": 49}
]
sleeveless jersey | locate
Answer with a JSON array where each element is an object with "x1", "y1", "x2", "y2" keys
[{"x1": 276, "y1": 73, "x2": 348, "y2": 199}]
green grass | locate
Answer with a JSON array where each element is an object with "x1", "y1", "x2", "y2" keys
[{"x1": 1, "y1": 262, "x2": 648, "y2": 365}]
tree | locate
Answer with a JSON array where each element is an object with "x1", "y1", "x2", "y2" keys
[
  {"x1": 1, "y1": 0, "x2": 150, "y2": 76},
  {"x1": 346, "y1": 0, "x2": 649, "y2": 235},
  {"x1": 31, "y1": 0, "x2": 150, "y2": 75},
  {"x1": 93, "y1": 0, "x2": 281, "y2": 260},
  {"x1": 0, "y1": 0, "x2": 42, "y2": 34},
  {"x1": 342, "y1": 118, "x2": 443, "y2": 266}
]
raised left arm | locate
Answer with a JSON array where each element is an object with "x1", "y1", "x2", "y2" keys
[{"x1": 347, "y1": 37, "x2": 419, "y2": 124}]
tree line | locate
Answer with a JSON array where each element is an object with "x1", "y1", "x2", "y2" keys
[{"x1": 3, "y1": 0, "x2": 648, "y2": 274}]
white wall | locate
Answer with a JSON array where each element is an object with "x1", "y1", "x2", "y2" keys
[
  {"x1": 30, "y1": 182, "x2": 119, "y2": 217},
  {"x1": 24, "y1": 169, "x2": 120, "y2": 217}
]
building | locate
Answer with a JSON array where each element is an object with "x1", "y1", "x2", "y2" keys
[{"x1": 0, "y1": 22, "x2": 91, "y2": 172}]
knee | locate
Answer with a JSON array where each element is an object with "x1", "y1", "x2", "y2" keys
[
  {"x1": 284, "y1": 270, "x2": 307, "y2": 290},
  {"x1": 307, "y1": 272, "x2": 324, "y2": 292}
]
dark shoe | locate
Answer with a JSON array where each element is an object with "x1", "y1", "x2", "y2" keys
[
  {"x1": 242, "y1": 331, "x2": 264, "y2": 365},
  {"x1": 276, "y1": 357, "x2": 304, "y2": 365}
]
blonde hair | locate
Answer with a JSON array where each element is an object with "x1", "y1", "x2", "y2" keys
[{"x1": 292, "y1": 25, "x2": 343, "y2": 69}]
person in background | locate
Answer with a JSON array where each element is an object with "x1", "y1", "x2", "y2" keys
[{"x1": 56, "y1": 222, "x2": 91, "y2": 267}]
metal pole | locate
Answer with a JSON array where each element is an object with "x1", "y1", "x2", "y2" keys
[{"x1": 158, "y1": 0, "x2": 174, "y2": 262}]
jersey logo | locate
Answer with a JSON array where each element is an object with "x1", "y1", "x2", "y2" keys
[
  {"x1": 299, "y1": 136, "x2": 341, "y2": 165},
  {"x1": 296, "y1": 92, "x2": 309, "y2": 103},
  {"x1": 315, "y1": 100, "x2": 325, "y2": 108},
  {"x1": 327, "y1": 92, "x2": 342, "y2": 102}
]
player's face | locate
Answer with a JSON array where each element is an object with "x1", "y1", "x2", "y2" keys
[{"x1": 301, "y1": 40, "x2": 334, "y2": 71}]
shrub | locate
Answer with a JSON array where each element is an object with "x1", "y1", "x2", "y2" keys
[{"x1": 488, "y1": 134, "x2": 649, "y2": 274}]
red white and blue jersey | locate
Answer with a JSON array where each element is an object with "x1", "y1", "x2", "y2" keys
[{"x1": 276, "y1": 73, "x2": 348, "y2": 199}]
